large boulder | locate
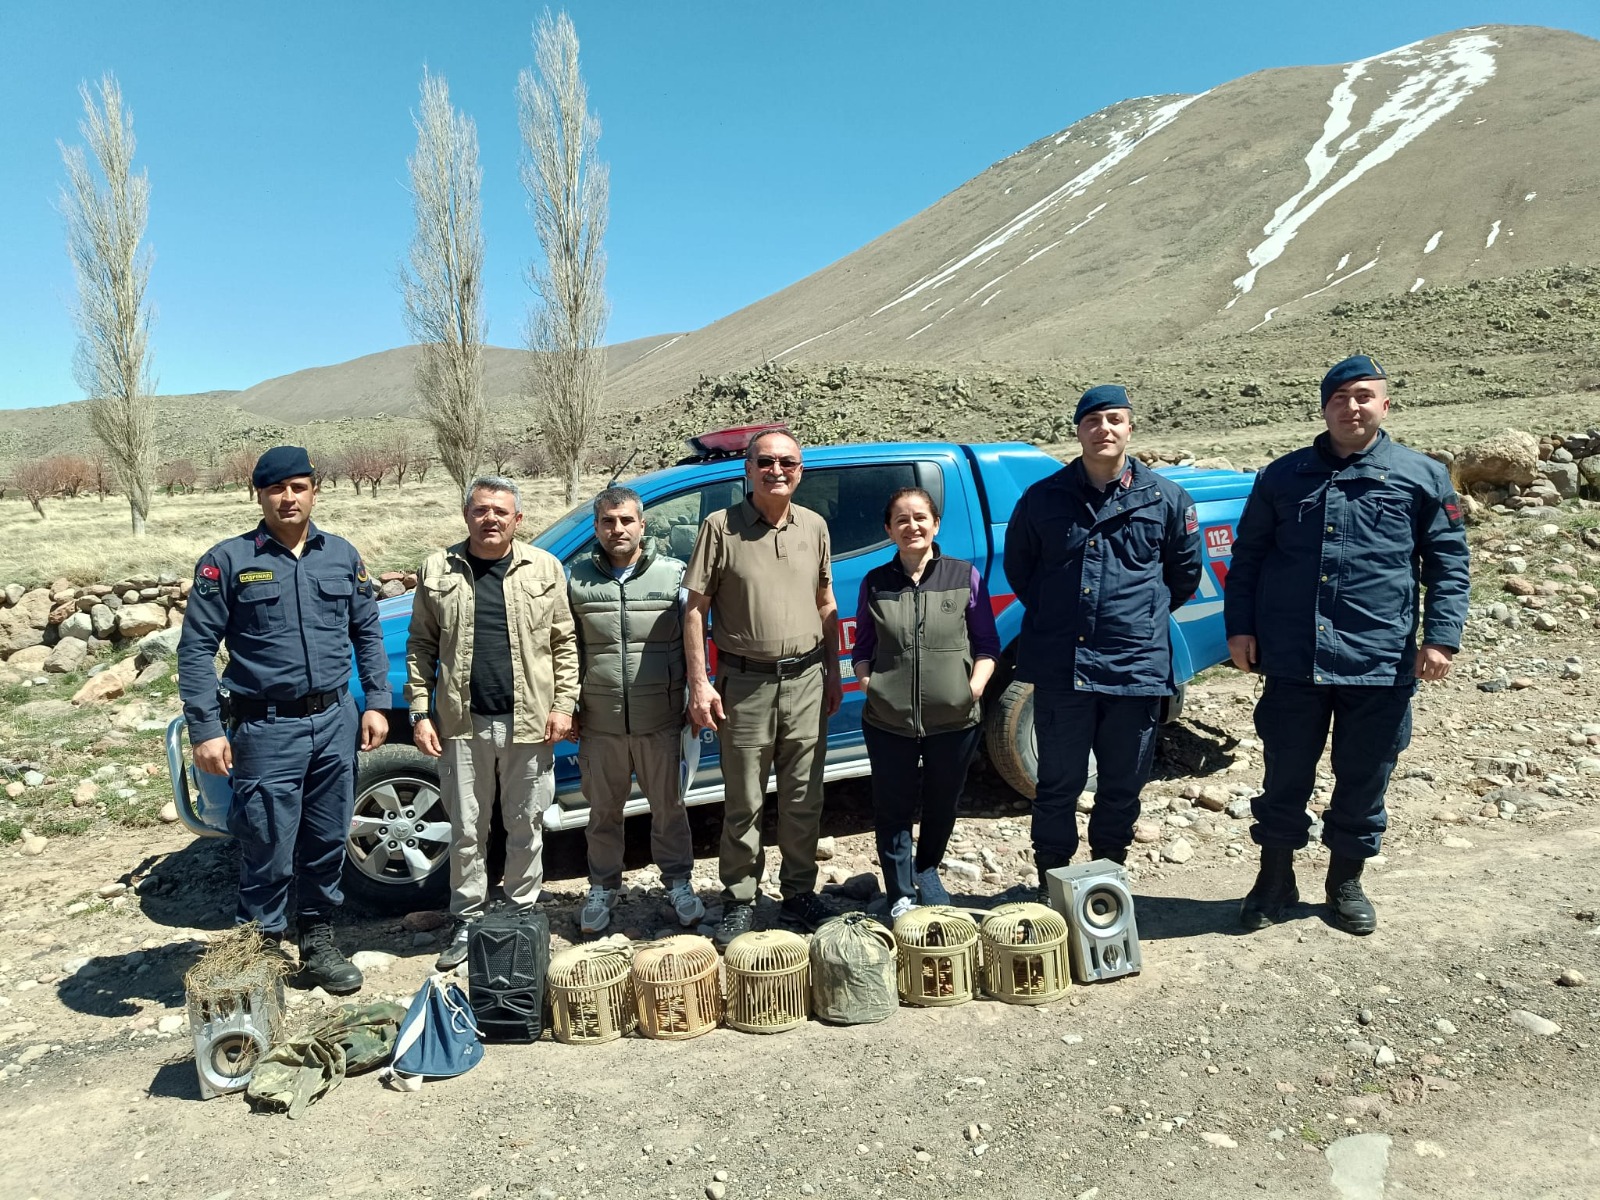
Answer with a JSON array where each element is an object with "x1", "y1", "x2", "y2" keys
[
  {"x1": 59, "y1": 612, "x2": 94, "y2": 642},
  {"x1": 6, "y1": 645, "x2": 52, "y2": 669},
  {"x1": 89, "y1": 603, "x2": 116, "y2": 639},
  {"x1": 2, "y1": 584, "x2": 25, "y2": 606},
  {"x1": 3, "y1": 625, "x2": 45, "y2": 656},
  {"x1": 137, "y1": 625, "x2": 182, "y2": 662},
  {"x1": 0, "y1": 588, "x2": 51, "y2": 651},
  {"x1": 72, "y1": 654, "x2": 141, "y2": 704},
  {"x1": 115, "y1": 603, "x2": 167, "y2": 640},
  {"x1": 1540, "y1": 461, "x2": 1580, "y2": 499},
  {"x1": 43, "y1": 638, "x2": 88, "y2": 674},
  {"x1": 1455, "y1": 429, "x2": 1540, "y2": 489}
]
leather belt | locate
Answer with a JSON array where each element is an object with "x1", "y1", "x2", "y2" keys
[
  {"x1": 719, "y1": 645, "x2": 826, "y2": 679},
  {"x1": 230, "y1": 687, "x2": 347, "y2": 720}
]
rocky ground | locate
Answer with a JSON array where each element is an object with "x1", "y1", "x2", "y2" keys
[{"x1": 0, "y1": 495, "x2": 1598, "y2": 1198}]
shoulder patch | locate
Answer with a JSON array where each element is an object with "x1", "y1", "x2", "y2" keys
[
  {"x1": 355, "y1": 557, "x2": 370, "y2": 584},
  {"x1": 198, "y1": 564, "x2": 221, "y2": 582},
  {"x1": 238, "y1": 569, "x2": 274, "y2": 584},
  {"x1": 1443, "y1": 496, "x2": 1463, "y2": 526},
  {"x1": 1184, "y1": 505, "x2": 1199, "y2": 534}
]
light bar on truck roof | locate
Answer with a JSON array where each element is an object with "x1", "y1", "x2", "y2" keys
[{"x1": 682, "y1": 423, "x2": 791, "y2": 461}]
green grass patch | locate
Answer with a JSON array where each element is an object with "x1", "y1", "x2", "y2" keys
[
  {"x1": 34, "y1": 812, "x2": 93, "y2": 837},
  {"x1": 0, "y1": 820, "x2": 21, "y2": 843}
]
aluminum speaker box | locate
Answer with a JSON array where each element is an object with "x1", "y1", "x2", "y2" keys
[
  {"x1": 1046, "y1": 859, "x2": 1141, "y2": 983},
  {"x1": 189, "y1": 978, "x2": 284, "y2": 1099}
]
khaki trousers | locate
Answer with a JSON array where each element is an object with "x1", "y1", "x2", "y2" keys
[
  {"x1": 715, "y1": 660, "x2": 826, "y2": 902},
  {"x1": 440, "y1": 714, "x2": 555, "y2": 918},
  {"x1": 579, "y1": 728, "x2": 694, "y2": 889}
]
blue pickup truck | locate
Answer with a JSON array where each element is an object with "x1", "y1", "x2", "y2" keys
[{"x1": 167, "y1": 433, "x2": 1253, "y2": 907}]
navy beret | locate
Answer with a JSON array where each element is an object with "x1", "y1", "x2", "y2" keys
[
  {"x1": 1320, "y1": 355, "x2": 1386, "y2": 406},
  {"x1": 252, "y1": 445, "x2": 316, "y2": 488},
  {"x1": 1073, "y1": 384, "x2": 1132, "y2": 425}
]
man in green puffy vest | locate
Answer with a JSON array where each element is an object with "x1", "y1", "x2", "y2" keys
[{"x1": 568, "y1": 486, "x2": 703, "y2": 934}]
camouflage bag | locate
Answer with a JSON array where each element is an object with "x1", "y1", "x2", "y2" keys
[
  {"x1": 809, "y1": 913, "x2": 898, "y2": 1025},
  {"x1": 245, "y1": 1000, "x2": 405, "y2": 1118}
]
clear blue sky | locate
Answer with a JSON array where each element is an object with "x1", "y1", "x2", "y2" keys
[{"x1": 1, "y1": 1, "x2": 1595, "y2": 410}]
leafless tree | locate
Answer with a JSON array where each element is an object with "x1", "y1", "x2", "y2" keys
[
  {"x1": 13, "y1": 459, "x2": 64, "y2": 518},
  {"x1": 384, "y1": 428, "x2": 420, "y2": 487},
  {"x1": 412, "y1": 451, "x2": 435, "y2": 483},
  {"x1": 484, "y1": 421, "x2": 523, "y2": 476},
  {"x1": 518, "y1": 9, "x2": 610, "y2": 503},
  {"x1": 56, "y1": 455, "x2": 94, "y2": 498},
  {"x1": 219, "y1": 446, "x2": 260, "y2": 498},
  {"x1": 59, "y1": 74, "x2": 157, "y2": 536},
  {"x1": 343, "y1": 443, "x2": 390, "y2": 498},
  {"x1": 516, "y1": 437, "x2": 551, "y2": 479},
  {"x1": 90, "y1": 453, "x2": 114, "y2": 501},
  {"x1": 159, "y1": 458, "x2": 198, "y2": 495},
  {"x1": 401, "y1": 68, "x2": 487, "y2": 493}
]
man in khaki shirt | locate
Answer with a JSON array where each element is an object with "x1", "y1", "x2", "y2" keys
[{"x1": 684, "y1": 429, "x2": 842, "y2": 945}]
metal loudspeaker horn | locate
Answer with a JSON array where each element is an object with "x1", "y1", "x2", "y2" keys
[{"x1": 1046, "y1": 859, "x2": 1141, "y2": 983}]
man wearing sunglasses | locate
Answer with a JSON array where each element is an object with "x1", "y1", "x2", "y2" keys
[{"x1": 683, "y1": 429, "x2": 843, "y2": 945}]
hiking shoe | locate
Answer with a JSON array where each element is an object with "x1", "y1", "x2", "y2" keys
[
  {"x1": 1325, "y1": 855, "x2": 1378, "y2": 936},
  {"x1": 889, "y1": 895, "x2": 919, "y2": 922},
  {"x1": 780, "y1": 891, "x2": 833, "y2": 933},
  {"x1": 667, "y1": 879, "x2": 705, "y2": 927},
  {"x1": 434, "y1": 918, "x2": 474, "y2": 972},
  {"x1": 578, "y1": 885, "x2": 618, "y2": 935},
  {"x1": 1089, "y1": 844, "x2": 1129, "y2": 866},
  {"x1": 1034, "y1": 853, "x2": 1069, "y2": 908},
  {"x1": 1240, "y1": 847, "x2": 1300, "y2": 931},
  {"x1": 296, "y1": 920, "x2": 363, "y2": 995},
  {"x1": 714, "y1": 901, "x2": 756, "y2": 948},
  {"x1": 915, "y1": 866, "x2": 951, "y2": 906}
]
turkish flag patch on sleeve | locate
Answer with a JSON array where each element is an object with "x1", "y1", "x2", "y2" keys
[{"x1": 1184, "y1": 505, "x2": 1198, "y2": 534}]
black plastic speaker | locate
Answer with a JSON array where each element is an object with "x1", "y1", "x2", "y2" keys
[{"x1": 467, "y1": 911, "x2": 550, "y2": 1041}]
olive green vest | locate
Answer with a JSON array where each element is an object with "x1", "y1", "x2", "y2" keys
[{"x1": 568, "y1": 543, "x2": 686, "y2": 736}]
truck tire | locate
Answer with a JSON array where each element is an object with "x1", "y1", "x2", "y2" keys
[
  {"x1": 342, "y1": 745, "x2": 451, "y2": 911},
  {"x1": 983, "y1": 680, "x2": 1098, "y2": 802}
]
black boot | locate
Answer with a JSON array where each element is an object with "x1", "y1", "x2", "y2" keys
[
  {"x1": 1239, "y1": 847, "x2": 1299, "y2": 930},
  {"x1": 1325, "y1": 855, "x2": 1378, "y2": 936},
  {"x1": 1089, "y1": 845, "x2": 1128, "y2": 866},
  {"x1": 296, "y1": 919, "x2": 364, "y2": 995},
  {"x1": 1034, "y1": 852, "x2": 1069, "y2": 906}
]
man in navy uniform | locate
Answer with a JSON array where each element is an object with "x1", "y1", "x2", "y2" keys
[
  {"x1": 178, "y1": 446, "x2": 391, "y2": 993},
  {"x1": 1225, "y1": 355, "x2": 1470, "y2": 935},
  {"x1": 1004, "y1": 385, "x2": 1203, "y2": 897}
]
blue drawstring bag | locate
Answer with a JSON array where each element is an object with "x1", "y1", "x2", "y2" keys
[{"x1": 382, "y1": 975, "x2": 483, "y2": 1091}]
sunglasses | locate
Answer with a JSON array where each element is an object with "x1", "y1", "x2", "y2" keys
[{"x1": 754, "y1": 455, "x2": 802, "y2": 470}]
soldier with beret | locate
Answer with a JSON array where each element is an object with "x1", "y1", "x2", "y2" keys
[
  {"x1": 1225, "y1": 355, "x2": 1470, "y2": 935},
  {"x1": 1004, "y1": 386, "x2": 1203, "y2": 897},
  {"x1": 178, "y1": 446, "x2": 391, "y2": 993}
]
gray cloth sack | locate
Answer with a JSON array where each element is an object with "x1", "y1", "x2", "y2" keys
[{"x1": 810, "y1": 913, "x2": 898, "y2": 1025}]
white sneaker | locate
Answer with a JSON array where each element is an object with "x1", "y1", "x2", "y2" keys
[
  {"x1": 890, "y1": 896, "x2": 919, "y2": 921},
  {"x1": 579, "y1": 885, "x2": 618, "y2": 934},
  {"x1": 667, "y1": 879, "x2": 705, "y2": 927}
]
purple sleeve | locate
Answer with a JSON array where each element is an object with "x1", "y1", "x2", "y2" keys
[
  {"x1": 967, "y1": 565, "x2": 1001, "y2": 661},
  {"x1": 851, "y1": 575, "x2": 877, "y2": 667}
]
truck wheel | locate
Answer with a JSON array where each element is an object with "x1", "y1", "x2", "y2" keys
[
  {"x1": 343, "y1": 745, "x2": 451, "y2": 911},
  {"x1": 983, "y1": 681, "x2": 1098, "y2": 802}
]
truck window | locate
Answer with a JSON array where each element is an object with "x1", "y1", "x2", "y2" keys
[
  {"x1": 561, "y1": 477, "x2": 746, "y2": 572},
  {"x1": 795, "y1": 464, "x2": 925, "y2": 558}
]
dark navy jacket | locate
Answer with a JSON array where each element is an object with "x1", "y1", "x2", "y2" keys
[
  {"x1": 178, "y1": 520, "x2": 391, "y2": 743},
  {"x1": 1223, "y1": 431, "x2": 1470, "y2": 685},
  {"x1": 1004, "y1": 458, "x2": 1203, "y2": 696}
]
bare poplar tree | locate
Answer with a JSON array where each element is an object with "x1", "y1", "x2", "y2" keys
[
  {"x1": 401, "y1": 68, "x2": 487, "y2": 493},
  {"x1": 59, "y1": 75, "x2": 157, "y2": 536},
  {"x1": 518, "y1": 9, "x2": 610, "y2": 502}
]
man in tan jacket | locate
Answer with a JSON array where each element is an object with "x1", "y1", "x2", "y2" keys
[{"x1": 405, "y1": 475, "x2": 579, "y2": 971}]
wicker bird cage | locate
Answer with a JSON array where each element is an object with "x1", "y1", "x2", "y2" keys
[
  {"x1": 980, "y1": 902, "x2": 1071, "y2": 1005},
  {"x1": 810, "y1": 913, "x2": 898, "y2": 1026},
  {"x1": 631, "y1": 935, "x2": 722, "y2": 1040},
  {"x1": 548, "y1": 943, "x2": 637, "y2": 1044},
  {"x1": 724, "y1": 930, "x2": 810, "y2": 1033},
  {"x1": 894, "y1": 905, "x2": 979, "y2": 1007}
]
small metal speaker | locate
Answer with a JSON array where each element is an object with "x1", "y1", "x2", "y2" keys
[
  {"x1": 1047, "y1": 859, "x2": 1141, "y2": 983},
  {"x1": 189, "y1": 979, "x2": 284, "y2": 1099}
]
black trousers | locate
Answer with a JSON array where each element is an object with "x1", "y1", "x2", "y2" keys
[
  {"x1": 862, "y1": 721, "x2": 982, "y2": 904},
  {"x1": 1252, "y1": 676, "x2": 1414, "y2": 860}
]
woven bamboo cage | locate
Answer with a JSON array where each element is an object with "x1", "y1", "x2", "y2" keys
[
  {"x1": 893, "y1": 905, "x2": 978, "y2": 1007},
  {"x1": 631, "y1": 935, "x2": 722, "y2": 1040},
  {"x1": 548, "y1": 943, "x2": 637, "y2": 1044},
  {"x1": 980, "y1": 902, "x2": 1071, "y2": 1004},
  {"x1": 724, "y1": 930, "x2": 810, "y2": 1033}
]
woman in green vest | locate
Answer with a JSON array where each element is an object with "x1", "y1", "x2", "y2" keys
[{"x1": 852, "y1": 488, "x2": 1001, "y2": 920}]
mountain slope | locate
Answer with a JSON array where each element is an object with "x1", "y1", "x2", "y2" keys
[{"x1": 605, "y1": 25, "x2": 1600, "y2": 408}]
